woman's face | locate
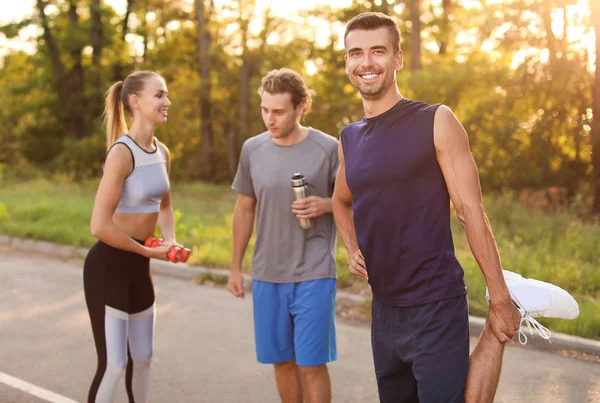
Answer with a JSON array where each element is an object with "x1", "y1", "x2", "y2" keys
[{"x1": 131, "y1": 76, "x2": 171, "y2": 125}]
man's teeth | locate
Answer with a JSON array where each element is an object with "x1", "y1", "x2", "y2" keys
[{"x1": 361, "y1": 73, "x2": 378, "y2": 79}]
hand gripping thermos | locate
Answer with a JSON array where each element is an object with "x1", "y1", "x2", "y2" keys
[{"x1": 291, "y1": 173, "x2": 315, "y2": 230}]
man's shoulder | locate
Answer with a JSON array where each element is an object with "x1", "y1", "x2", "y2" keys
[
  {"x1": 397, "y1": 100, "x2": 445, "y2": 124},
  {"x1": 242, "y1": 131, "x2": 270, "y2": 153},
  {"x1": 385, "y1": 99, "x2": 443, "y2": 127},
  {"x1": 307, "y1": 128, "x2": 339, "y2": 152},
  {"x1": 412, "y1": 99, "x2": 443, "y2": 113},
  {"x1": 340, "y1": 119, "x2": 364, "y2": 140}
]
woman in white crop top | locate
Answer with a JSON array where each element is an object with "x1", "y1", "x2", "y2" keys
[{"x1": 83, "y1": 70, "x2": 181, "y2": 403}]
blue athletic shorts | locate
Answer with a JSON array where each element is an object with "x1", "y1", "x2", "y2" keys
[{"x1": 252, "y1": 278, "x2": 337, "y2": 367}]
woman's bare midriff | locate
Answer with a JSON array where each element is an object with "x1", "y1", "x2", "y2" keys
[{"x1": 113, "y1": 212, "x2": 160, "y2": 242}]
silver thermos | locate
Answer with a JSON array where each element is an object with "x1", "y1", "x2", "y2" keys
[{"x1": 291, "y1": 173, "x2": 315, "y2": 230}]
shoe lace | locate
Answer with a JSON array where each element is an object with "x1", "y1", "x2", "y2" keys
[{"x1": 517, "y1": 311, "x2": 552, "y2": 345}]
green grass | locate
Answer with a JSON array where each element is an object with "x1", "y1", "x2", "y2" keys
[
  {"x1": 0, "y1": 180, "x2": 598, "y2": 340},
  {"x1": 453, "y1": 192, "x2": 600, "y2": 340},
  {"x1": 193, "y1": 272, "x2": 229, "y2": 286},
  {"x1": 0, "y1": 180, "x2": 95, "y2": 246}
]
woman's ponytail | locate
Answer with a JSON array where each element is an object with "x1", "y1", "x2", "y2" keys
[{"x1": 103, "y1": 81, "x2": 128, "y2": 150}]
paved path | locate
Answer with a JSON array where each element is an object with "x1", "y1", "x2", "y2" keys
[{"x1": 1, "y1": 249, "x2": 599, "y2": 402}]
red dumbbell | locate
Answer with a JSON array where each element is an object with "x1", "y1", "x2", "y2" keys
[
  {"x1": 144, "y1": 237, "x2": 163, "y2": 247},
  {"x1": 145, "y1": 237, "x2": 190, "y2": 263},
  {"x1": 167, "y1": 246, "x2": 191, "y2": 263}
]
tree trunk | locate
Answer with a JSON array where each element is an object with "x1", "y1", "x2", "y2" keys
[
  {"x1": 439, "y1": 0, "x2": 451, "y2": 54},
  {"x1": 91, "y1": 0, "x2": 103, "y2": 67},
  {"x1": 91, "y1": 0, "x2": 104, "y2": 117},
  {"x1": 236, "y1": 6, "x2": 252, "y2": 179},
  {"x1": 591, "y1": 5, "x2": 600, "y2": 214},
  {"x1": 67, "y1": 0, "x2": 86, "y2": 138},
  {"x1": 380, "y1": 0, "x2": 389, "y2": 15},
  {"x1": 258, "y1": 6, "x2": 274, "y2": 55},
  {"x1": 541, "y1": 0, "x2": 560, "y2": 67},
  {"x1": 410, "y1": 0, "x2": 422, "y2": 70},
  {"x1": 196, "y1": 0, "x2": 214, "y2": 179},
  {"x1": 239, "y1": 55, "x2": 250, "y2": 132},
  {"x1": 227, "y1": 122, "x2": 237, "y2": 180},
  {"x1": 159, "y1": 0, "x2": 167, "y2": 40},
  {"x1": 123, "y1": 0, "x2": 134, "y2": 42},
  {"x1": 37, "y1": 0, "x2": 86, "y2": 138},
  {"x1": 560, "y1": 6, "x2": 568, "y2": 54},
  {"x1": 113, "y1": 0, "x2": 134, "y2": 80},
  {"x1": 36, "y1": 0, "x2": 67, "y2": 105},
  {"x1": 141, "y1": 0, "x2": 149, "y2": 60}
]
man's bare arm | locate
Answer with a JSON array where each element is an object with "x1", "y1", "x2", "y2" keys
[
  {"x1": 231, "y1": 194, "x2": 256, "y2": 273},
  {"x1": 332, "y1": 140, "x2": 367, "y2": 279},
  {"x1": 228, "y1": 194, "x2": 256, "y2": 298},
  {"x1": 434, "y1": 105, "x2": 520, "y2": 342}
]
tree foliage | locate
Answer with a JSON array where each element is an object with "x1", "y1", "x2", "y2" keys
[{"x1": 0, "y1": 0, "x2": 597, "y2": 212}]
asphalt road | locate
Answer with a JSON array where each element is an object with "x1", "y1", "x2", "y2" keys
[{"x1": 1, "y1": 248, "x2": 599, "y2": 402}]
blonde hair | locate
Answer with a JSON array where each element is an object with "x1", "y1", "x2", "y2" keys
[
  {"x1": 258, "y1": 68, "x2": 313, "y2": 114},
  {"x1": 103, "y1": 70, "x2": 164, "y2": 150}
]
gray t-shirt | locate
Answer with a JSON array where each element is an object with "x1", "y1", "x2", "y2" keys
[{"x1": 232, "y1": 128, "x2": 340, "y2": 283}]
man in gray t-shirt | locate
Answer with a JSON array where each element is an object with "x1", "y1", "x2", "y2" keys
[{"x1": 228, "y1": 68, "x2": 339, "y2": 403}]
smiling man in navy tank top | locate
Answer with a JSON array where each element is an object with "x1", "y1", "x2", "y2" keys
[{"x1": 331, "y1": 12, "x2": 523, "y2": 403}]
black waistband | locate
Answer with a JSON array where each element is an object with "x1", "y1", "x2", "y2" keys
[{"x1": 94, "y1": 238, "x2": 149, "y2": 262}]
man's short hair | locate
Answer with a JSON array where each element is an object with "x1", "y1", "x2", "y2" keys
[
  {"x1": 344, "y1": 12, "x2": 402, "y2": 54},
  {"x1": 258, "y1": 68, "x2": 313, "y2": 114}
]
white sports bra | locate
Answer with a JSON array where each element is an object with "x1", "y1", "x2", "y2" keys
[{"x1": 109, "y1": 135, "x2": 170, "y2": 214}]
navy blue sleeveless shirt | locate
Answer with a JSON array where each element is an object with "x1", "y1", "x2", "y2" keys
[{"x1": 341, "y1": 99, "x2": 467, "y2": 307}]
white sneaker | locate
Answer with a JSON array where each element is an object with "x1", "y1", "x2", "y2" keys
[{"x1": 485, "y1": 270, "x2": 580, "y2": 344}]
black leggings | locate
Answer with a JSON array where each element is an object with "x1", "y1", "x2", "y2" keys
[{"x1": 84, "y1": 240, "x2": 155, "y2": 403}]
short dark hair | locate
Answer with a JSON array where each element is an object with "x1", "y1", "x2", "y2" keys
[
  {"x1": 258, "y1": 68, "x2": 312, "y2": 114},
  {"x1": 344, "y1": 12, "x2": 401, "y2": 54}
]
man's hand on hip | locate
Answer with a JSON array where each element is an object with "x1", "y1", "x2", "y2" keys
[{"x1": 349, "y1": 249, "x2": 368, "y2": 280}]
